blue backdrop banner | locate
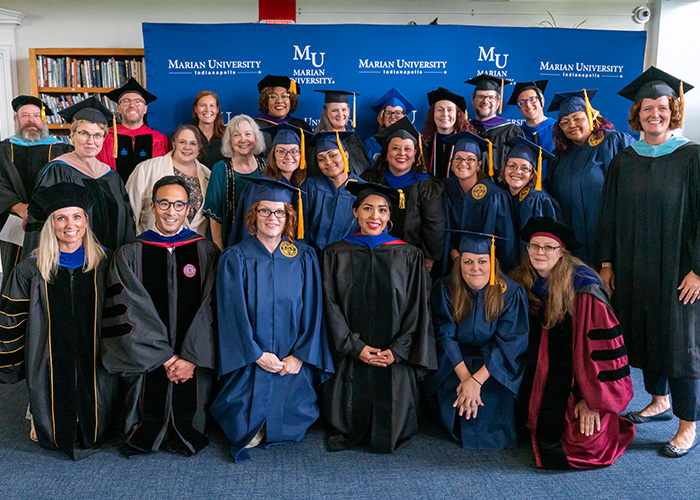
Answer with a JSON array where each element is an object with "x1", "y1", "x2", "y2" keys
[{"x1": 142, "y1": 23, "x2": 646, "y2": 140}]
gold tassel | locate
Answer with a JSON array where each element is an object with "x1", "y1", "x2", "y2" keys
[
  {"x1": 352, "y1": 93, "x2": 356, "y2": 129},
  {"x1": 535, "y1": 147, "x2": 543, "y2": 191},
  {"x1": 487, "y1": 139, "x2": 494, "y2": 177},
  {"x1": 499, "y1": 78, "x2": 504, "y2": 115},
  {"x1": 112, "y1": 114, "x2": 118, "y2": 159},
  {"x1": 297, "y1": 188, "x2": 304, "y2": 240},
  {"x1": 336, "y1": 131, "x2": 349, "y2": 173},
  {"x1": 398, "y1": 189, "x2": 406, "y2": 209},
  {"x1": 583, "y1": 89, "x2": 599, "y2": 132},
  {"x1": 289, "y1": 79, "x2": 298, "y2": 95},
  {"x1": 418, "y1": 133, "x2": 425, "y2": 168},
  {"x1": 299, "y1": 129, "x2": 306, "y2": 170},
  {"x1": 489, "y1": 236, "x2": 496, "y2": 286},
  {"x1": 41, "y1": 102, "x2": 46, "y2": 122},
  {"x1": 680, "y1": 80, "x2": 685, "y2": 128}
]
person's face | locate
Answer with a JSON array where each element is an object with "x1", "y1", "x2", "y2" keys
[
  {"x1": 326, "y1": 103, "x2": 349, "y2": 130},
  {"x1": 638, "y1": 96, "x2": 672, "y2": 136},
  {"x1": 273, "y1": 143, "x2": 301, "y2": 178},
  {"x1": 117, "y1": 92, "x2": 147, "y2": 127},
  {"x1": 151, "y1": 184, "x2": 190, "y2": 236},
  {"x1": 433, "y1": 100, "x2": 457, "y2": 133},
  {"x1": 503, "y1": 157, "x2": 534, "y2": 193},
  {"x1": 195, "y1": 95, "x2": 219, "y2": 126},
  {"x1": 317, "y1": 148, "x2": 347, "y2": 180},
  {"x1": 386, "y1": 137, "x2": 416, "y2": 175},
  {"x1": 527, "y1": 235, "x2": 563, "y2": 277},
  {"x1": 460, "y1": 252, "x2": 490, "y2": 291},
  {"x1": 472, "y1": 90, "x2": 500, "y2": 120},
  {"x1": 450, "y1": 151, "x2": 481, "y2": 182},
  {"x1": 231, "y1": 120, "x2": 257, "y2": 156},
  {"x1": 255, "y1": 200, "x2": 287, "y2": 240},
  {"x1": 267, "y1": 86, "x2": 291, "y2": 119},
  {"x1": 559, "y1": 111, "x2": 591, "y2": 146},
  {"x1": 382, "y1": 105, "x2": 406, "y2": 128},
  {"x1": 53, "y1": 207, "x2": 87, "y2": 252},
  {"x1": 16, "y1": 104, "x2": 46, "y2": 140},
  {"x1": 71, "y1": 122, "x2": 106, "y2": 159},
  {"x1": 353, "y1": 194, "x2": 390, "y2": 236},
  {"x1": 517, "y1": 89, "x2": 544, "y2": 122},
  {"x1": 172, "y1": 129, "x2": 200, "y2": 164}
]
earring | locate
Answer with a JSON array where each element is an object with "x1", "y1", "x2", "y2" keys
[{"x1": 387, "y1": 220, "x2": 394, "y2": 232}]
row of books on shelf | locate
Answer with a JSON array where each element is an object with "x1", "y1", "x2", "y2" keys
[
  {"x1": 35, "y1": 55, "x2": 145, "y2": 89},
  {"x1": 40, "y1": 93, "x2": 118, "y2": 124}
]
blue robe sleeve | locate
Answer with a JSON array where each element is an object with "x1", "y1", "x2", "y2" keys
[
  {"x1": 481, "y1": 279, "x2": 529, "y2": 395},
  {"x1": 202, "y1": 159, "x2": 226, "y2": 223},
  {"x1": 364, "y1": 136, "x2": 382, "y2": 166},
  {"x1": 484, "y1": 189, "x2": 518, "y2": 271},
  {"x1": 228, "y1": 182, "x2": 256, "y2": 246},
  {"x1": 216, "y1": 246, "x2": 264, "y2": 377},
  {"x1": 430, "y1": 279, "x2": 463, "y2": 370}
]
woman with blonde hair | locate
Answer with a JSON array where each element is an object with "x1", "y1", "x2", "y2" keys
[
  {"x1": 0, "y1": 182, "x2": 116, "y2": 460},
  {"x1": 511, "y1": 216, "x2": 634, "y2": 469}
]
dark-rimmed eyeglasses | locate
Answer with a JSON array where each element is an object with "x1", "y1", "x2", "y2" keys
[
  {"x1": 152, "y1": 199, "x2": 189, "y2": 212},
  {"x1": 257, "y1": 208, "x2": 287, "y2": 218}
]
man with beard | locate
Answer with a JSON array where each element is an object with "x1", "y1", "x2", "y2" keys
[
  {"x1": 96, "y1": 78, "x2": 169, "y2": 183},
  {"x1": 466, "y1": 74, "x2": 524, "y2": 178},
  {"x1": 0, "y1": 96, "x2": 72, "y2": 290}
]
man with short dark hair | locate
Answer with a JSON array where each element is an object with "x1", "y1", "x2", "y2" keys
[
  {"x1": 0, "y1": 96, "x2": 72, "y2": 289},
  {"x1": 101, "y1": 175, "x2": 219, "y2": 456},
  {"x1": 96, "y1": 78, "x2": 169, "y2": 183}
]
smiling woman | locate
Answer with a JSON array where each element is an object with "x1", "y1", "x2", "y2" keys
[{"x1": 192, "y1": 90, "x2": 225, "y2": 168}]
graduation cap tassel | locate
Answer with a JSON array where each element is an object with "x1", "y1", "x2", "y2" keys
[
  {"x1": 299, "y1": 129, "x2": 307, "y2": 170},
  {"x1": 487, "y1": 139, "x2": 494, "y2": 177},
  {"x1": 489, "y1": 236, "x2": 496, "y2": 286},
  {"x1": 583, "y1": 89, "x2": 598, "y2": 132},
  {"x1": 418, "y1": 133, "x2": 425, "y2": 170},
  {"x1": 112, "y1": 114, "x2": 118, "y2": 159},
  {"x1": 680, "y1": 80, "x2": 685, "y2": 128},
  {"x1": 398, "y1": 189, "x2": 406, "y2": 210},
  {"x1": 40, "y1": 102, "x2": 46, "y2": 122},
  {"x1": 289, "y1": 79, "x2": 298, "y2": 95},
  {"x1": 499, "y1": 78, "x2": 504, "y2": 115},
  {"x1": 336, "y1": 131, "x2": 349, "y2": 173},
  {"x1": 535, "y1": 147, "x2": 543, "y2": 191},
  {"x1": 297, "y1": 188, "x2": 305, "y2": 240}
]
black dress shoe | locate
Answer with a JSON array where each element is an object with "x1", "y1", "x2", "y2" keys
[
  {"x1": 660, "y1": 432, "x2": 700, "y2": 458},
  {"x1": 624, "y1": 408, "x2": 673, "y2": 423}
]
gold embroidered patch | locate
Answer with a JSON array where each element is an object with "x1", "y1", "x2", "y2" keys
[
  {"x1": 519, "y1": 187, "x2": 530, "y2": 202},
  {"x1": 499, "y1": 279, "x2": 507, "y2": 293},
  {"x1": 472, "y1": 184, "x2": 487, "y2": 200},
  {"x1": 280, "y1": 241, "x2": 298, "y2": 258},
  {"x1": 588, "y1": 134, "x2": 603, "y2": 147}
]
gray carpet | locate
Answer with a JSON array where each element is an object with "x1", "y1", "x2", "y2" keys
[{"x1": 0, "y1": 368, "x2": 698, "y2": 500}]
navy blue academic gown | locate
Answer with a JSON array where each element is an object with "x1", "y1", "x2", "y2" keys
[
  {"x1": 547, "y1": 130, "x2": 633, "y2": 264},
  {"x1": 443, "y1": 176, "x2": 518, "y2": 272},
  {"x1": 305, "y1": 173, "x2": 364, "y2": 253},
  {"x1": 423, "y1": 274, "x2": 529, "y2": 449},
  {"x1": 521, "y1": 118, "x2": 555, "y2": 180},
  {"x1": 210, "y1": 236, "x2": 334, "y2": 462},
  {"x1": 511, "y1": 187, "x2": 559, "y2": 260}
]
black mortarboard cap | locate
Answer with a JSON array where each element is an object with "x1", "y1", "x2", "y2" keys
[
  {"x1": 465, "y1": 74, "x2": 513, "y2": 93},
  {"x1": 58, "y1": 96, "x2": 114, "y2": 125},
  {"x1": 12, "y1": 95, "x2": 53, "y2": 116},
  {"x1": 345, "y1": 180, "x2": 399, "y2": 206},
  {"x1": 374, "y1": 116, "x2": 421, "y2": 147},
  {"x1": 313, "y1": 89, "x2": 359, "y2": 104},
  {"x1": 427, "y1": 87, "x2": 466, "y2": 112},
  {"x1": 507, "y1": 80, "x2": 548, "y2": 106},
  {"x1": 257, "y1": 75, "x2": 300, "y2": 95},
  {"x1": 28, "y1": 182, "x2": 92, "y2": 223},
  {"x1": 104, "y1": 77, "x2": 157, "y2": 104},
  {"x1": 520, "y1": 216, "x2": 580, "y2": 250},
  {"x1": 617, "y1": 66, "x2": 693, "y2": 102}
]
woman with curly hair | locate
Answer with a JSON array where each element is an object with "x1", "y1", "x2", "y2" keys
[
  {"x1": 512, "y1": 216, "x2": 634, "y2": 470},
  {"x1": 545, "y1": 90, "x2": 633, "y2": 265},
  {"x1": 598, "y1": 67, "x2": 700, "y2": 458}
]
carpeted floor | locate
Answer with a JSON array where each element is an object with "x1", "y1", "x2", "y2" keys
[{"x1": 0, "y1": 368, "x2": 698, "y2": 500}]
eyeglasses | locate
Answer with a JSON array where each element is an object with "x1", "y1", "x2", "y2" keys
[
  {"x1": 517, "y1": 96, "x2": 540, "y2": 109},
  {"x1": 559, "y1": 116, "x2": 587, "y2": 128},
  {"x1": 75, "y1": 130, "x2": 105, "y2": 141},
  {"x1": 384, "y1": 110, "x2": 406, "y2": 118},
  {"x1": 257, "y1": 208, "x2": 287, "y2": 218},
  {"x1": 152, "y1": 199, "x2": 189, "y2": 212},
  {"x1": 527, "y1": 243, "x2": 561, "y2": 255},
  {"x1": 451, "y1": 156, "x2": 479, "y2": 166},
  {"x1": 275, "y1": 148, "x2": 300, "y2": 158},
  {"x1": 505, "y1": 163, "x2": 533, "y2": 173},
  {"x1": 268, "y1": 93, "x2": 291, "y2": 100},
  {"x1": 474, "y1": 94, "x2": 499, "y2": 102},
  {"x1": 119, "y1": 98, "x2": 146, "y2": 106},
  {"x1": 175, "y1": 140, "x2": 200, "y2": 148}
]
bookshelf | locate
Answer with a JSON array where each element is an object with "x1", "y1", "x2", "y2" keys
[{"x1": 29, "y1": 48, "x2": 146, "y2": 134}]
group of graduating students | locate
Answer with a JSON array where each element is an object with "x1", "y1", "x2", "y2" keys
[{"x1": 1, "y1": 64, "x2": 699, "y2": 469}]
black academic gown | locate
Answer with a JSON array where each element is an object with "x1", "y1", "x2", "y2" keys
[
  {"x1": 22, "y1": 161, "x2": 136, "y2": 259},
  {"x1": 0, "y1": 254, "x2": 117, "y2": 460},
  {"x1": 101, "y1": 231, "x2": 219, "y2": 455},
  {"x1": 321, "y1": 237, "x2": 437, "y2": 453},
  {"x1": 306, "y1": 133, "x2": 370, "y2": 177},
  {"x1": 597, "y1": 141, "x2": 700, "y2": 378},
  {"x1": 199, "y1": 133, "x2": 223, "y2": 169},
  {"x1": 0, "y1": 140, "x2": 72, "y2": 290},
  {"x1": 471, "y1": 120, "x2": 524, "y2": 178}
]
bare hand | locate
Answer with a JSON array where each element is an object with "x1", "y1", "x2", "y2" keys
[
  {"x1": 11, "y1": 203, "x2": 29, "y2": 222},
  {"x1": 359, "y1": 346, "x2": 394, "y2": 367},
  {"x1": 574, "y1": 399, "x2": 601, "y2": 436},
  {"x1": 256, "y1": 352, "x2": 284, "y2": 373},
  {"x1": 376, "y1": 349, "x2": 395, "y2": 366},
  {"x1": 167, "y1": 358, "x2": 195, "y2": 383},
  {"x1": 424, "y1": 258, "x2": 435, "y2": 272},
  {"x1": 599, "y1": 266, "x2": 615, "y2": 296},
  {"x1": 453, "y1": 377, "x2": 484, "y2": 419},
  {"x1": 678, "y1": 270, "x2": 700, "y2": 305},
  {"x1": 279, "y1": 355, "x2": 303, "y2": 376},
  {"x1": 163, "y1": 355, "x2": 179, "y2": 372}
]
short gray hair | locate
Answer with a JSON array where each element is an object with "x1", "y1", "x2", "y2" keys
[{"x1": 221, "y1": 114, "x2": 265, "y2": 158}]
